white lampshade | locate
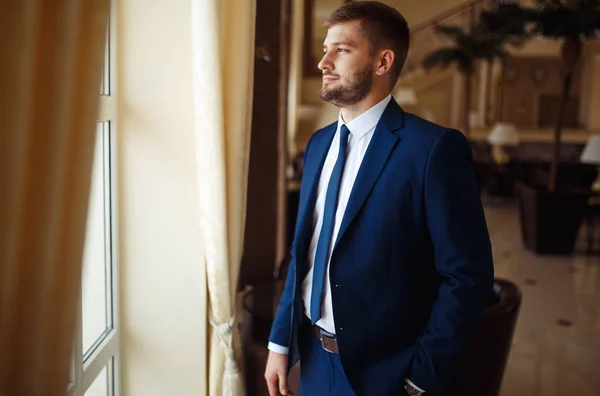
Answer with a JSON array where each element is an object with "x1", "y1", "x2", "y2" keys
[
  {"x1": 394, "y1": 88, "x2": 418, "y2": 106},
  {"x1": 487, "y1": 122, "x2": 519, "y2": 145},
  {"x1": 580, "y1": 134, "x2": 600, "y2": 164}
]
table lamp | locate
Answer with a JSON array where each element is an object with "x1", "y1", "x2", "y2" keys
[
  {"x1": 580, "y1": 134, "x2": 600, "y2": 191},
  {"x1": 487, "y1": 122, "x2": 519, "y2": 165}
]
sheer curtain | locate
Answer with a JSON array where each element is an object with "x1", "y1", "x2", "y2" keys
[
  {"x1": 0, "y1": 1, "x2": 109, "y2": 395},
  {"x1": 190, "y1": 0, "x2": 256, "y2": 394}
]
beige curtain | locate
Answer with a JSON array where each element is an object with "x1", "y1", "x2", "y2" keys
[
  {"x1": 190, "y1": 0, "x2": 256, "y2": 395},
  {"x1": 0, "y1": 1, "x2": 109, "y2": 395}
]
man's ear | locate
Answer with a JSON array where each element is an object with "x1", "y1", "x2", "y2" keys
[{"x1": 375, "y1": 49, "x2": 395, "y2": 76}]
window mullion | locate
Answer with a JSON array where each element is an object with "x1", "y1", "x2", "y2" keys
[
  {"x1": 98, "y1": 96, "x2": 116, "y2": 121},
  {"x1": 82, "y1": 331, "x2": 118, "y2": 390}
]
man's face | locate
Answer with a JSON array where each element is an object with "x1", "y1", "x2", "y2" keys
[{"x1": 319, "y1": 20, "x2": 375, "y2": 107}]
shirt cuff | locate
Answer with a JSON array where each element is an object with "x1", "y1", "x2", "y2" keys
[
  {"x1": 405, "y1": 378, "x2": 426, "y2": 393},
  {"x1": 268, "y1": 342, "x2": 289, "y2": 355}
]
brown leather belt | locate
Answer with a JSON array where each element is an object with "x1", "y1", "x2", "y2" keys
[{"x1": 312, "y1": 326, "x2": 339, "y2": 354}]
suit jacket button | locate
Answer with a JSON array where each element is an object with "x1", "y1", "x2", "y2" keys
[{"x1": 334, "y1": 284, "x2": 341, "y2": 288}]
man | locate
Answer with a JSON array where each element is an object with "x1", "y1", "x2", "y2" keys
[{"x1": 264, "y1": 2, "x2": 494, "y2": 395}]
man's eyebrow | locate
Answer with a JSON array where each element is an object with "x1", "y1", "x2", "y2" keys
[{"x1": 323, "y1": 41, "x2": 357, "y2": 48}]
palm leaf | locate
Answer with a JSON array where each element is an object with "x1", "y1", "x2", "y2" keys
[
  {"x1": 434, "y1": 24, "x2": 469, "y2": 42},
  {"x1": 479, "y1": 4, "x2": 534, "y2": 37},
  {"x1": 472, "y1": 33, "x2": 505, "y2": 48},
  {"x1": 436, "y1": 25, "x2": 475, "y2": 53},
  {"x1": 434, "y1": 24, "x2": 473, "y2": 49},
  {"x1": 532, "y1": 0, "x2": 600, "y2": 38},
  {"x1": 423, "y1": 47, "x2": 471, "y2": 72},
  {"x1": 477, "y1": 46, "x2": 510, "y2": 63}
]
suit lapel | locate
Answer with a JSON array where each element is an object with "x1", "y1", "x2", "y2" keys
[
  {"x1": 334, "y1": 99, "x2": 405, "y2": 248},
  {"x1": 294, "y1": 123, "x2": 337, "y2": 257}
]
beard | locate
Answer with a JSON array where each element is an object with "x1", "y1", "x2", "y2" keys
[{"x1": 320, "y1": 64, "x2": 373, "y2": 107}]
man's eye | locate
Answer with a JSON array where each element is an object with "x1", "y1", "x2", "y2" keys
[{"x1": 337, "y1": 48, "x2": 348, "y2": 53}]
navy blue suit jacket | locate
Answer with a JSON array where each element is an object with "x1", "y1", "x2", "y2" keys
[{"x1": 269, "y1": 98, "x2": 494, "y2": 395}]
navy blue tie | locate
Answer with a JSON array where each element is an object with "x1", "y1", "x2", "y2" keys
[{"x1": 310, "y1": 124, "x2": 351, "y2": 324}]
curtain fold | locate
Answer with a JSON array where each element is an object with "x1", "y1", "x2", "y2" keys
[
  {"x1": 0, "y1": 1, "x2": 109, "y2": 394},
  {"x1": 190, "y1": 0, "x2": 257, "y2": 394}
]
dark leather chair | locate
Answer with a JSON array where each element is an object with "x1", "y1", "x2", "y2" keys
[
  {"x1": 438, "y1": 278, "x2": 522, "y2": 396},
  {"x1": 241, "y1": 278, "x2": 521, "y2": 396}
]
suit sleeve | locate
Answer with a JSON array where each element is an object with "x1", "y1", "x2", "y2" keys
[
  {"x1": 406, "y1": 129, "x2": 494, "y2": 393},
  {"x1": 268, "y1": 245, "x2": 297, "y2": 347},
  {"x1": 268, "y1": 135, "x2": 316, "y2": 348}
]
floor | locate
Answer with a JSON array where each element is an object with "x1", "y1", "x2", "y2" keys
[{"x1": 485, "y1": 204, "x2": 600, "y2": 395}]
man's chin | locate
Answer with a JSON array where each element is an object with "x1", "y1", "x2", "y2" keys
[{"x1": 319, "y1": 91, "x2": 341, "y2": 107}]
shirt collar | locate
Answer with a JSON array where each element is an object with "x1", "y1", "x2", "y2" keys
[{"x1": 337, "y1": 94, "x2": 392, "y2": 139}]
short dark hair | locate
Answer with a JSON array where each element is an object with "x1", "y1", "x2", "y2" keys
[{"x1": 325, "y1": 1, "x2": 410, "y2": 87}]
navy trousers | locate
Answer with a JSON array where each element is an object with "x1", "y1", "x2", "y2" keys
[{"x1": 298, "y1": 318, "x2": 356, "y2": 396}]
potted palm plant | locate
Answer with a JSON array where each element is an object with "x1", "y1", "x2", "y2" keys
[
  {"x1": 530, "y1": 0, "x2": 600, "y2": 192},
  {"x1": 500, "y1": 0, "x2": 600, "y2": 254},
  {"x1": 422, "y1": 20, "x2": 510, "y2": 138}
]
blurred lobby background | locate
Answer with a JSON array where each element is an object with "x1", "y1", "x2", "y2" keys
[{"x1": 1, "y1": 0, "x2": 600, "y2": 395}]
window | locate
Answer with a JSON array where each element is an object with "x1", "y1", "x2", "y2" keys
[{"x1": 69, "y1": 3, "x2": 119, "y2": 395}]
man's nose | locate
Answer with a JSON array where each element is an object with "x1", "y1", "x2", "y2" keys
[{"x1": 318, "y1": 52, "x2": 333, "y2": 72}]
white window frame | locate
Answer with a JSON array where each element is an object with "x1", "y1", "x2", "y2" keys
[{"x1": 68, "y1": 2, "x2": 120, "y2": 395}]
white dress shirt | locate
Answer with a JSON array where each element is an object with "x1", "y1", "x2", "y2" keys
[{"x1": 269, "y1": 94, "x2": 391, "y2": 353}]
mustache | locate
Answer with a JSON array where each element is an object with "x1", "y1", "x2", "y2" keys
[{"x1": 322, "y1": 72, "x2": 340, "y2": 77}]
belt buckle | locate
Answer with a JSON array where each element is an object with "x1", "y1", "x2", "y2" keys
[{"x1": 318, "y1": 330, "x2": 336, "y2": 353}]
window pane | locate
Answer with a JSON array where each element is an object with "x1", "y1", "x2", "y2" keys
[
  {"x1": 82, "y1": 122, "x2": 111, "y2": 356},
  {"x1": 85, "y1": 360, "x2": 112, "y2": 396}
]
